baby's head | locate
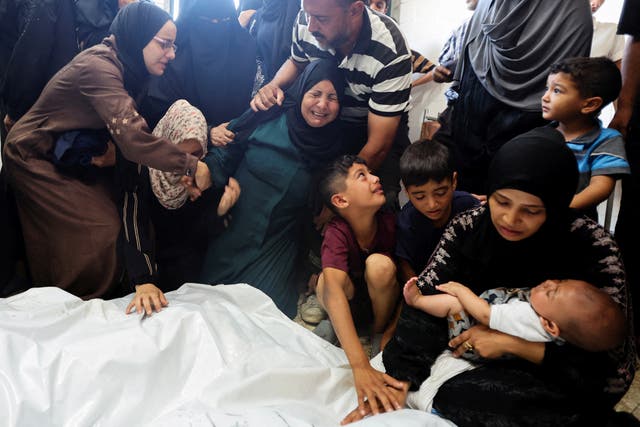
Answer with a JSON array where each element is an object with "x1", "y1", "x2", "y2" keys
[{"x1": 529, "y1": 279, "x2": 626, "y2": 352}]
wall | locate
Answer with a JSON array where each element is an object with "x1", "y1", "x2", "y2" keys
[{"x1": 393, "y1": 0, "x2": 625, "y2": 142}]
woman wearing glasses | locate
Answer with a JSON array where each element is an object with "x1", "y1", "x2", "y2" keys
[
  {"x1": 2, "y1": 3, "x2": 210, "y2": 309},
  {"x1": 140, "y1": 0, "x2": 256, "y2": 130}
]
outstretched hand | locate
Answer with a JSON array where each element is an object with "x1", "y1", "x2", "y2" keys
[
  {"x1": 126, "y1": 283, "x2": 168, "y2": 316},
  {"x1": 345, "y1": 365, "x2": 406, "y2": 422},
  {"x1": 341, "y1": 372, "x2": 409, "y2": 425},
  {"x1": 182, "y1": 161, "x2": 212, "y2": 201},
  {"x1": 250, "y1": 82, "x2": 284, "y2": 112}
]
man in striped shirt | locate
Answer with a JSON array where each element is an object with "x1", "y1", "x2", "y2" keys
[{"x1": 250, "y1": 0, "x2": 413, "y2": 209}]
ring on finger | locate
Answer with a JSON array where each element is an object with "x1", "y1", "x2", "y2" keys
[{"x1": 463, "y1": 341, "x2": 474, "y2": 352}]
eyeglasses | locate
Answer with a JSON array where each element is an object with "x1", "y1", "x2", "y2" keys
[{"x1": 153, "y1": 36, "x2": 177, "y2": 52}]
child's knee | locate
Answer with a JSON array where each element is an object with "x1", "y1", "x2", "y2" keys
[{"x1": 365, "y1": 253, "x2": 397, "y2": 286}]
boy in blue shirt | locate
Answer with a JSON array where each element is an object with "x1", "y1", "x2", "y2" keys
[
  {"x1": 542, "y1": 57, "x2": 630, "y2": 218},
  {"x1": 396, "y1": 140, "x2": 479, "y2": 283}
]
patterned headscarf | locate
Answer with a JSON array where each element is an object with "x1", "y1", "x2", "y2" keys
[{"x1": 150, "y1": 100, "x2": 208, "y2": 209}]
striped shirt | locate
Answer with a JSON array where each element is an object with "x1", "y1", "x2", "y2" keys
[
  {"x1": 291, "y1": 7, "x2": 412, "y2": 122},
  {"x1": 411, "y1": 49, "x2": 435, "y2": 74}
]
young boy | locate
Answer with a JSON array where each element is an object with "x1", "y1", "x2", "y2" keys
[
  {"x1": 542, "y1": 57, "x2": 630, "y2": 217},
  {"x1": 396, "y1": 140, "x2": 479, "y2": 283},
  {"x1": 404, "y1": 277, "x2": 626, "y2": 353},
  {"x1": 316, "y1": 155, "x2": 406, "y2": 415}
]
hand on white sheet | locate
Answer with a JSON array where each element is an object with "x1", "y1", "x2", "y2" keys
[
  {"x1": 347, "y1": 365, "x2": 406, "y2": 421},
  {"x1": 250, "y1": 81, "x2": 284, "y2": 112},
  {"x1": 217, "y1": 177, "x2": 241, "y2": 216},
  {"x1": 126, "y1": 283, "x2": 168, "y2": 316},
  {"x1": 210, "y1": 122, "x2": 235, "y2": 146},
  {"x1": 341, "y1": 377, "x2": 409, "y2": 424}
]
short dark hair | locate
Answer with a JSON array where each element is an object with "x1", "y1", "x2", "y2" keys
[
  {"x1": 400, "y1": 140, "x2": 455, "y2": 188},
  {"x1": 318, "y1": 155, "x2": 367, "y2": 215},
  {"x1": 549, "y1": 57, "x2": 621, "y2": 116}
]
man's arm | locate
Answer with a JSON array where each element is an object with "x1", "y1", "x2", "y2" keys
[
  {"x1": 358, "y1": 113, "x2": 401, "y2": 171},
  {"x1": 250, "y1": 59, "x2": 307, "y2": 111},
  {"x1": 610, "y1": 36, "x2": 640, "y2": 137},
  {"x1": 436, "y1": 281, "x2": 491, "y2": 325},
  {"x1": 317, "y1": 268, "x2": 404, "y2": 416}
]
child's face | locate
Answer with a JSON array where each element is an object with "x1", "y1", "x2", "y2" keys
[
  {"x1": 339, "y1": 163, "x2": 386, "y2": 210},
  {"x1": 488, "y1": 189, "x2": 546, "y2": 242},
  {"x1": 530, "y1": 279, "x2": 591, "y2": 328},
  {"x1": 406, "y1": 175, "x2": 456, "y2": 228},
  {"x1": 541, "y1": 72, "x2": 587, "y2": 123}
]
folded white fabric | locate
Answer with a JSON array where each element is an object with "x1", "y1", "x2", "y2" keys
[{"x1": 369, "y1": 349, "x2": 475, "y2": 413}]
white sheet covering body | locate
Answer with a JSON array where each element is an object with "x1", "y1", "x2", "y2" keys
[{"x1": 0, "y1": 283, "x2": 452, "y2": 427}]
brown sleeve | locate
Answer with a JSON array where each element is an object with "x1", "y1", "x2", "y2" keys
[{"x1": 76, "y1": 53, "x2": 198, "y2": 176}]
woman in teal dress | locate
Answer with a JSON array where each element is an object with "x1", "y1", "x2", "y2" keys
[{"x1": 199, "y1": 60, "x2": 344, "y2": 318}]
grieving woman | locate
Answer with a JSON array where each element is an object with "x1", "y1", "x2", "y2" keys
[
  {"x1": 2, "y1": 2, "x2": 203, "y2": 300},
  {"x1": 356, "y1": 127, "x2": 636, "y2": 426},
  {"x1": 200, "y1": 59, "x2": 344, "y2": 318}
]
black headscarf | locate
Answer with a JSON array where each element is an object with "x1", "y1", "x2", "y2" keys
[
  {"x1": 251, "y1": 0, "x2": 300, "y2": 81},
  {"x1": 109, "y1": 2, "x2": 172, "y2": 98},
  {"x1": 229, "y1": 59, "x2": 345, "y2": 171},
  {"x1": 487, "y1": 126, "x2": 578, "y2": 228},
  {"x1": 459, "y1": 126, "x2": 581, "y2": 291},
  {"x1": 141, "y1": 0, "x2": 256, "y2": 128}
]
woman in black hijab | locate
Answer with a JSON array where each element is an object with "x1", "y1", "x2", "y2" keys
[
  {"x1": 2, "y1": 2, "x2": 201, "y2": 310},
  {"x1": 198, "y1": 59, "x2": 345, "y2": 318},
  {"x1": 248, "y1": 0, "x2": 300, "y2": 85},
  {"x1": 140, "y1": 0, "x2": 257, "y2": 129},
  {"x1": 352, "y1": 127, "x2": 637, "y2": 425}
]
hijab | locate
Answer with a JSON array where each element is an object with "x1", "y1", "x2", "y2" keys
[
  {"x1": 149, "y1": 100, "x2": 208, "y2": 210},
  {"x1": 487, "y1": 126, "x2": 578, "y2": 228},
  {"x1": 251, "y1": 0, "x2": 300, "y2": 81},
  {"x1": 461, "y1": 0, "x2": 592, "y2": 111},
  {"x1": 108, "y1": 2, "x2": 172, "y2": 98},
  {"x1": 229, "y1": 59, "x2": 345, "y2": 171},
  {"x1": 459, "y1": 126, "x2": 580, "y2": 291},
  {"x1": 143, "y1": 0, "x2": 256, "y2": 127}
]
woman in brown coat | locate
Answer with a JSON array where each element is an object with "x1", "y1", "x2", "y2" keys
[{"x1": 2, "y1": 2, "x2": 206, "y2": 308}]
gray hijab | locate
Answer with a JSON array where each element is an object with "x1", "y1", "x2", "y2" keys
[{"x1": 459, "y1": 0, "x2": 592, "y2": 111}]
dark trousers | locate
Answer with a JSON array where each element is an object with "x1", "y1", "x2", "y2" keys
[{"x1": 615, "y1": 104, "x2": 640, "y2": 337}]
